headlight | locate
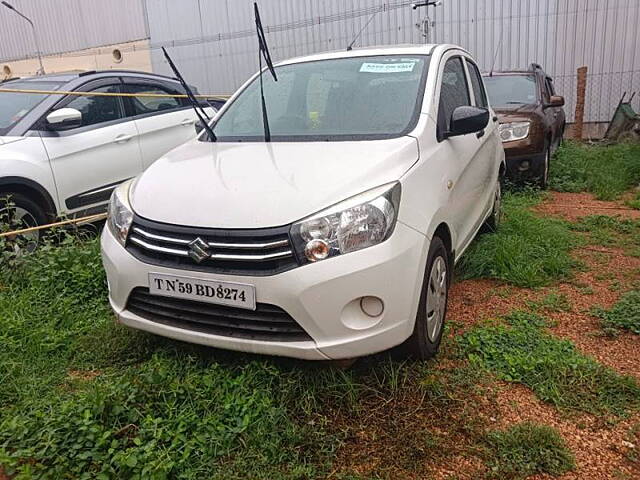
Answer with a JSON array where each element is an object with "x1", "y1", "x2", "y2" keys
[
  {"x1": 107, "y1": 180, "x2": 134, "y2": 246},
  {"x1": 290, "y1": 182, "x2": 401, "y2": 264},
  {"x1": 499, "y1": 121, "x2": 530, "y2": 142}
]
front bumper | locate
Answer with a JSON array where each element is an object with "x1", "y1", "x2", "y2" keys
[
  {"x1": 101, "y1": 222, "x2": 428, "y2": 360},
  {"x1": 502, "y1": 137, "x2": 546, "y2": 180}
]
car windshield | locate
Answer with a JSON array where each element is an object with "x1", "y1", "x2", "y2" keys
[
  {"x1": 0, "y1": 81, "x2": 62, "y2": 135},
  {"x1": 483, "y1": 74, "x2": 538, "y2": 107},
  {"x1": 212, "y1": 55, "x2": 430, "y2": 142}
]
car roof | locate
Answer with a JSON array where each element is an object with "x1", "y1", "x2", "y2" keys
[
  {"x1": 4, "y1": 70, "x2": 181, "y2": 87},
  {"x1": 276, "y1": 43, "x2": 448, "y2": 66}
]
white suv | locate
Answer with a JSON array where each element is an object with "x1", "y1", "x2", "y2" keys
[
  {"x1": 0, "y1": 71, "x2": 215, "y2": 239},
  {"x1": 101, "y1": 44, "x2": 505, "y2": 361}
]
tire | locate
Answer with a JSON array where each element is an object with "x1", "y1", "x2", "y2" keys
[
  {"x1": 403, "y1": 236, "x2": 450, "y2": 360},
  {"x1": 537, "y1": 147, "x2": 550, "y2": 189},
  {"x1": 481, "y1": 176, "x2": 502, "y2": 233},
  {"x1": 0, "y1": 192, "x2": 47, "y2": 252}
]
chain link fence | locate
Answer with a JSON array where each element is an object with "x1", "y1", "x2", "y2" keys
[{"x1": 555, "y1": 70, "x2": 640, "y2": 124}]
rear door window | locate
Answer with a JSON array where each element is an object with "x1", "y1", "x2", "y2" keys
[
  {"x1": 437, "y1": 57, "x2": 471, "y2": 135},
  {"x1": 466, "y1": 60, "x2": 488, "y2": 108},
  {"x1": 125, "y1": 85, "x2": 183, "y2": 116}
]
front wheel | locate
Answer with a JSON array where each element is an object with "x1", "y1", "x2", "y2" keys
[
  {"x1": 537, "y1": 147, "x2": 550, "y2": 189},
  {"x1": 403, "y1": 236, "x2": 450, "y2": 360}
]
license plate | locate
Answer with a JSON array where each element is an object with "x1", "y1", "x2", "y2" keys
[{"x1": 148, "y1": 273, "x2": 256, "y2": 310}]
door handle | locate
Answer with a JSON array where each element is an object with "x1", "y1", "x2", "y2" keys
[
  {"x1": 476, "y1": 129, "x2": 485, "y2": 139},
  {"x1": 114, "y1": 134, "x2": 133, "y2": 144},
  {"x1": 181, "y1": 119, "x2": 195, "y2": 126}
]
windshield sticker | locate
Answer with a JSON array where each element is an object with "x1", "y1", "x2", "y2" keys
[{"x1": 359, "y1": 62, "x2": 416, "y2": 73}]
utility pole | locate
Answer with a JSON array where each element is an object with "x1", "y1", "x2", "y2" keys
[
  {"x1": 411, "y1": 1, "x2": 442, "y2": 44},
  {"x1": 2, "y1": 1, "x2": 45, "y2": 75}
]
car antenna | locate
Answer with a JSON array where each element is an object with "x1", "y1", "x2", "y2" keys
[
  {"x1": 254, "y1": 2, "x2": 277, "y2": 142},
  {"x1": 161, "y1": 46, "x2": 217, "y2": 142},
  {"x1": 489, "y1": 24, "x2": 504, "y2": 76},
  {"x1": 346, "y1": 11, "x2": 378, "y2": 51}
]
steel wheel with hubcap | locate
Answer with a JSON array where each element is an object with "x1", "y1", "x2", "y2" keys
[
  {"x1": 403, "y1": 236, "x2": 450, "y2": 360},
  {"x1": 481, "y1": 177, "x2": 502, "y2": 233},
  {"x1": 426, "y1": 255, "x2": 447, "y2": 343}
]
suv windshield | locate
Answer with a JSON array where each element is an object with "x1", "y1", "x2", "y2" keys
[
  {"x1": 483, "y1": 74, "x2": 538, "y2": 107},
  {"x1": 0, "y1": 81, "x2": 63, "y2": 135},
  {"x1": 212, "y1": 55, "x2": 430, "y2": 142}
]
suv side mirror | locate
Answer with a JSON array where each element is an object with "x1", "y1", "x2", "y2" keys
[
  {"x1": 547, "y1": 95, "x2": 565, "y2": 108},
  {"x1": 46, "y1": 108, "x2": 82, "y2": 130},
  {"x1": 446, "y1": 106, "x2": 489, "y2": 138}
]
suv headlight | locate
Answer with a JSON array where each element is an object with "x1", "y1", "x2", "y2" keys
[
  {"x1": 499, "y1": 121, "x2": 530, "y2": 142},
  {"x1": 107, "y1": 180, "x2": 134, "y2": 246},
  {"x1": 290, "y1": 182, "x2": 401, "y2": 264}
]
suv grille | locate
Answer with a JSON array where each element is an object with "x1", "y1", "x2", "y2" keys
[
  {"x1": 126, "y1": 288, "x2": 312, "y2": 342},
  {"x1": 126, "y1": 216, "x2": 299, "y2": 276}
]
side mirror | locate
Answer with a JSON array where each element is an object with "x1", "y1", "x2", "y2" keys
[
  {"x1": 46, "y1": 108, "x2": 82, "y2": 130},
  {"x1": 446, "y1": 106, "x2": 489, "y2": 138},
  {"x1": 547, "y1": 95, "x2": 565, "y2": 108},
  {"x1": 194, "y1": 123, "x2": 204, "y2": 135}
]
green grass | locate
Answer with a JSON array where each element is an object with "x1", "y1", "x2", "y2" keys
[
  {"x1": 485, "y1": 422, "x2": 575, "y2": 479},
  {"x1": 0, "y1": 236, "x2": 342, "y2": 479},
  {"x1": 526, "y1": 292, "x2": 572, "y2": 313},
  {"x1": 592, "y1": 290, "x2": 640, "y2": 336},
  {"x1": 571, "y1": 215, "x2": 640, "y2": 257},
  {"x1": 458, "y1": 311, "x2": 640, "y2": 416},
  {"x1": 457, "y1": 192, "x2": 580, "y2": 287},
  {"x1": 549, "y1": 141, "x2": 640, "y2": 200},
  {"x1": 626, "y1": 191, "x2": 640, "y2": 210}
]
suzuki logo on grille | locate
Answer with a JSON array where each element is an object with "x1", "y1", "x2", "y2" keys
[{"x1": 188, "y1": 237, "x2": 210, "y2": 263}]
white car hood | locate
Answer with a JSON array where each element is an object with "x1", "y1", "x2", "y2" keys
[{"x1": 132, "y1": 137, "x2": 419, "y2": 228}]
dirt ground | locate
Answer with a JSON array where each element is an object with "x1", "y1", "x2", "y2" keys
[
  {"x1": 444, "y1": 192, "x2": 640, "y2": 480},
  {"x1": 335, "y1": 192, "x2": 640, "y2": 480}
]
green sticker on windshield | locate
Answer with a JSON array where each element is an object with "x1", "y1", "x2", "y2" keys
[{"x1": 359, "y1": 62, "x2": 416, "y2": 73}]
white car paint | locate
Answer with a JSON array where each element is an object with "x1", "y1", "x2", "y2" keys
[
  {"x1": 102, "y1": 44, "x2": 505, "y2": 360},
  {"x1": 132, "y1": 136, "x2": 419, "y2": 228},
  {"x1": 0, "y1": 75, "x2": 215, "y2": 219}
]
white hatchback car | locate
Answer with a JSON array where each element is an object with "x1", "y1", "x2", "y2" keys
[
  {"x1": 0, "y1": 71, "x2": 215, "y2": 240},
  {"x1": 101, "y1": 44, "x2": 505, "y2": 361}
]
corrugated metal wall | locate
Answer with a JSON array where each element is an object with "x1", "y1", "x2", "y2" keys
[
  {"x1": 146, "y1": 0, "x2": 640, "y2": 123},
  {"x1": 0, "y1": 0, "x2": 148, "y2": 62}
]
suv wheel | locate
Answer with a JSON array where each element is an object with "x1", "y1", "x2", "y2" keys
[
  {"x1": 538, "y1": 147, "x2": 550, "y2": 189},
  {"x1": 403, "y1": 236, "x2": 449, "y2": 360},
  {"x1": 0, "y1": 193, "x2": 46, "y2": 252}
]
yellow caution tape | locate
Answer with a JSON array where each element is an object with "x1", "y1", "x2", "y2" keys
[
  {"x1": 0, "y1": 213, "x2": 107, "y2": 238},
  {"x1": 0, "y1": 87, "x2": 229, "y2": 100}
]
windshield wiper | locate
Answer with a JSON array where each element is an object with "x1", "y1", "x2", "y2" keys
[
  {"x1": 161, "y1": 47, "x2": 217, "y2": 142},
  {"x1": 254, "y1": 2, "x2": 277, "y2": 142}
]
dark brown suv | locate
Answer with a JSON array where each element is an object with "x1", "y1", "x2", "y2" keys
[{"x1": 483, "y1": 64, "x2": 565, "y2": 187}]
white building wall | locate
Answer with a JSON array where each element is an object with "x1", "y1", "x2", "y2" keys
[
  {"x1": 0, "y1": 0, "x2": 149, "y2": 62},
  {"x1": 145, "y1": 0, "x2": 640, "y2": 123}
]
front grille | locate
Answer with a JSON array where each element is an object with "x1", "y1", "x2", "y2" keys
[
  {"x1": 126, "y1": 215, "x2": 299, "y2": 276},
  {"x1": 126, "y1": 288, "x2": 312, "y2": 342}
]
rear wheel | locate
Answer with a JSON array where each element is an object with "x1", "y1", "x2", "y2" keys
[
  {"x1": 0, "y1": 193, "x2": 46, "y2": 253},
  {"x1": 481, "y1": 176, "x2": 502, "y2": 233},
  {"x1": 403, "y1": 236, "x2": 450, "y2": 360}
]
